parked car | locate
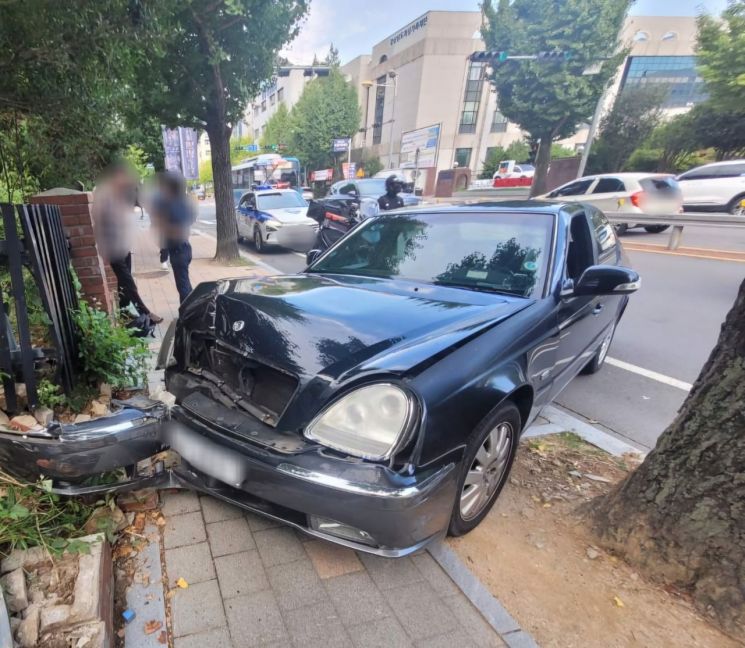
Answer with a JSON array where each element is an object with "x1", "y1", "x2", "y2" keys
[
  {"x1": 538, "y1": 173, "x2": 682, "y2": 234},
  {"x1": 235, "y1": 188, "x2": 317, "y2": 252},
  {"x1": 0, "y1": 202, "x2": 639, "y2": 556},
  {"x1": 329, "y1": 178, "x2": 421, "y2": 207},
  {"x1": 676, "y1": 160, "x2": 745, "y2": 214}
]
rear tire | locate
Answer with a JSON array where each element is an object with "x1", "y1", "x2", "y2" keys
[
  {"x1": 728, "y1": 194, "x2": 745, "y2": 216},
  {"x1": 644, "y1": 225, "x2": 669, "y2": 233},
  {"x1": 581, "y1": 322, "x2": 616, "y2": 375},
  {"x1": 448, "y1": 402, "x2": 521, "y2": 537}
]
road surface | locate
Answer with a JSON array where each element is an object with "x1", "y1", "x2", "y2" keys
[{"x1": 193, "y1": 202, "x2": 744, "y2": 451}]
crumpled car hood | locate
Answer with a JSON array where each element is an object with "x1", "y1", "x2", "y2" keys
[{"x1": 213, "y1": 274, "x2": 532, "y2": 381}]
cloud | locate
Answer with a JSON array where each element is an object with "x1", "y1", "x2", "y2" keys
[{"x1": 282, "y1": 2, "x2": 334, "y2": 63}]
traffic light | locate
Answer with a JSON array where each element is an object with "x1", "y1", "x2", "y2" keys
[
  {"x1": 537, "y1": 51, "x2": 571, "y2": 61},
  {"x1": 470, "y1": 50, "x2": 508, "y2": 63}
]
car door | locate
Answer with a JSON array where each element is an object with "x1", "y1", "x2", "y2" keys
[
  {"x1": 549, "y1": 209, "x2": 612, "y2": 397},
  {"x1": 237, "y1": 192, "x2": 255, "y2": 237},
  {"x1": 677, "y1": 165, "x2": 718, "y2": 207},
  {"x1": 586, "y1": 177, "x2": 626, "y2": 212}
]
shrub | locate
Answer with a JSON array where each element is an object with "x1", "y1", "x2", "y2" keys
[{"x1": 73, "y1": 301, "x2": 149, "y2": 389}]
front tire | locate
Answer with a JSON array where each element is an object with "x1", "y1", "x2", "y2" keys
[
  {"x1": 253, "y1": 227, "x2": 264, "y2": 253},
  {"x1": 644, "y1": 225, "x2": 669, "y2": 233},
  {"x1": 448, "y1": 402, "x2": 520, "y2": 537}
]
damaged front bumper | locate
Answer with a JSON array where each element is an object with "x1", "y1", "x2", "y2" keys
[{"x1": 0, "y1": 399, "x2": 457, "y2": 557}]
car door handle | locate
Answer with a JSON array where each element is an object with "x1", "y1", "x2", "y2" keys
[{"x1": 593, "y1": 304, "x2": 604, "y2": 315}]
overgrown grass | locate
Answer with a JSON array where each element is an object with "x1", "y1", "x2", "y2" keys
[{"x1": 0, "y1": 472, "x2": 96, "y2": 557}]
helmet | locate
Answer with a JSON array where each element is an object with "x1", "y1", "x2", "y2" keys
[{"x1": 385, "y1": 174, "x2": 403, "y2": 194}]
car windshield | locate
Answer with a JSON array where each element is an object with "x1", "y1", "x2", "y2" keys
[
  {"x1": 257, "y1": 192, "x2": 306, "y2": 210},
  {"x1": 356, "y1": 179, "x2": 387, "y2": 196},
  {"x1": 309, "y1": 212, "x2": 553, "y2": 298}
]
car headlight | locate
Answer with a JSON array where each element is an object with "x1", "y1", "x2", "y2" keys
[
  {"x1": 304, "y1": 383, "x2": 414, "y2": 460},
  {"x1": 265, "y1": 220, "x2": 282, "y2": 231}
]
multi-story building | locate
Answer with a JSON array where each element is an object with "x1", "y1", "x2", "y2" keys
[
  {"x1": 341, "y1": 11, "x2": 700, "y2": 186},
  {"x1": 243, "y1": 65, "x2": 331, "y2": 142}
]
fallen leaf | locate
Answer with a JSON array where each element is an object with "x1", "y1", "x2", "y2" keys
[
  {"x1": 157, "y1": 630, "x2": 167, "y2": 644},
  {"x1": 613, "y1": 596, "x2": 625, "y2": 608},
  {"x1": 155, "y1": 516, "x2": 166, "y2": 526},
  {"x1": 176, "y1": 577, "x2": 189, "y2": 589},
  {"x1": 116, "y1": 628, "x2": 125, "y2": 638},
  {"x1": 166, "y1": 589, "x2": 176, "y2": 599},
  {"x1": 542, "y1": 503, "x2": 552, "y2": 508},
  {"x1": 144, "y1": 620, "x2": 163, "y2": 635}
]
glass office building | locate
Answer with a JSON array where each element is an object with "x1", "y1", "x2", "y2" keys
[{"x1": 620, "y1": 56, "x2": 707, "y2": 108}]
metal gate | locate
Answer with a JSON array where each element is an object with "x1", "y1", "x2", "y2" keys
[{"x1": 0, "y1": 202, "x2": 79, "y2": 412}]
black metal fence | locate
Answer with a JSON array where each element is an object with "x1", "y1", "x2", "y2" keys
[{"x1": 0, "y1": 203, "x2": 78, "y2": 412}]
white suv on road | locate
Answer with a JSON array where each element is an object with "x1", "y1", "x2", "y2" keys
[{"x1": 676, "y1": 160, "x2": 745, "y2": 214}]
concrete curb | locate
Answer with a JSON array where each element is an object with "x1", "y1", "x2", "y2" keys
[
  {"x1": 525, "y1": 405, "x2": 647, "y2": 458},
  {"x1": 428, "y1": 541, "x2": 539, "y2": 648}
]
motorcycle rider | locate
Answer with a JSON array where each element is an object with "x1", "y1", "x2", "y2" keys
[{"x1": 378, "y1": 174, "x2": 404, "y2": 211}]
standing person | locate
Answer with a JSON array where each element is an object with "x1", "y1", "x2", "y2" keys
[
  {"x1": 93, "y1": 162, "x2": 163, "y2": 322},
  {"x1": 153, "y1": 172, "x2": 195, "y2": 304},
  {"x1": 378, "y1": 174, "x2": 404, "y2": 211}
]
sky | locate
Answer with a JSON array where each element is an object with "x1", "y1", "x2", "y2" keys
[{"x1": 282, "y1": 0, "x2": 730, "y2": 65}]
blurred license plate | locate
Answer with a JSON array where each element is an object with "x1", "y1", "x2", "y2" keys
[{"x1": 166, "y1": 425, "x2": 247, "y2": 486}]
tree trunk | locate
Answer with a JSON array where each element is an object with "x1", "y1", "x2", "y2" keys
[
  {"x1": 529, "y1": 134, "x2": 552, "y2": 197},
  {"x1": 207, "y1": 121, "x2": 239, "y2": 262},
  {"x1": 591, "y1": 277, "x2": 745, "y2": 636}
]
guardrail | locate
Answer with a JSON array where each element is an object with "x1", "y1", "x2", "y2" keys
[{"x1": 602, "y1": 211, "x2": 745, "y2": 250}]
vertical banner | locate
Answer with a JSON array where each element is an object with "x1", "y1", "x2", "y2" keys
[
  {"x1": 342, "y1": 162, "x2": 356, "y2": 179},
  {"x1": 178, "y1": 127, "x2": 199, "y2": 180},
  {"x1": 161, "y1": 127, "x2": 182, "y2": 172}
]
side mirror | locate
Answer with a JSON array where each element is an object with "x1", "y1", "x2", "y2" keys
[
  {"x1": 306, "y1": 249, "x2": 322, "y2": 266},
  {"x1": 574, "y1": 265, "x2": 640, "y2": 296}
]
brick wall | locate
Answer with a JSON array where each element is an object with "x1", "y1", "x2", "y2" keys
[{"x1": 30, "y1": 190, "x2": 116, "y2": 313}]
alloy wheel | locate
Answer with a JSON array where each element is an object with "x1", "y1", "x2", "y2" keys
[
  {"x1": 598, "y1": 325, "x2": 615, "y2": 366},
  {"x1": 254, "y1": 228, "x2": 263, "y2": 252},
  {"x1": 460, "y1": 421, "x2": 514, "y2": 521}
]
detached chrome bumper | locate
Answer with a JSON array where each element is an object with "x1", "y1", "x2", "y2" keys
[{"x1": 0, "y1": 399, "x2": 458, "y2": 557}]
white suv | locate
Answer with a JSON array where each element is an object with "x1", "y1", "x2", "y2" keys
[{"x1": 677, "y1": 160, "x2": 745, "y2": 214}]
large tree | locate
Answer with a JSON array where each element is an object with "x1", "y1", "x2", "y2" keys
[
  {"x1": 592, "y1": 277, "x2": 745, "y2": 635},
  {"x1": 289, "y1": 70, "x2": 360, "y2": 173},
  {"x1": 586, "y1": 85, "x2": 666, "y2": 174},
  {"x1": 0, "y1": 0, "x2": 144, "y2": 196},
  {"x1": 134, "y1": 0, "x2": 307, "y2": 261},
  {"x1": 481, "y1": 0, "x2": 629, "y2": 195},
  {"x1": 696, "y1": 1, "x2": 745, "y2": 114}
]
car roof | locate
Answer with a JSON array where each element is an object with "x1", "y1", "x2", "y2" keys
[
  {"x1": 385, "y1": 200, "x2": 566, "y2": 216},
  {"x1": 571, "y1": 172, "x2": 673, "y2": 181},
  {"x1": 254, "y1": 188, "x2": 298, "y2": 196},
  {"x1": 689, "y1": 159, "x2": 745, "y2": 168}
]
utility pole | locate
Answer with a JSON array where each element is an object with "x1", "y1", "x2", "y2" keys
[{"x1": 386, "y1": 71, "x2": 398, "y2": 169}]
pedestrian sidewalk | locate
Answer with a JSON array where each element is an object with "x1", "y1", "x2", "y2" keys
[
  {"x1": 131, "y1": 218, "x2": 268, "y2": 331},
  {"x1": 160, "y1": 491, "x2": 508, "y2": 648}
]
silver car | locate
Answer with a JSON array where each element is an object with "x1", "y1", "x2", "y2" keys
[
  {"x1": 236, "y1": 189, "x2": 318, "y2": 253},
  {"x1": 538, "y1": 173, "x2": 682, "y2": 234}
]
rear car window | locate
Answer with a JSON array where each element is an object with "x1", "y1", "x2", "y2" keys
[
  {"x1": 592, "y1": 178, "x2": 625, "y2": 193},
  {"x1": 640, "y1": 177, "x2": 681, "y2": 195}
]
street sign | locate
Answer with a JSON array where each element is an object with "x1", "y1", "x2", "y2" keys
[
  {"x1": 311, "y1": 168, "x2": 334, "y2": 182},
  {"x1": 399, "y1": 123, "x2": 440, "y2": 168},
  {"x1": 161, "y1": 127, "x2": 182, "y2": 173},
  {"x1": 332, "y1": 137, "x2": 351, "y2": 153},
  {"x1": 247, "y1": 143, "x2": 259, "y2": 152}
]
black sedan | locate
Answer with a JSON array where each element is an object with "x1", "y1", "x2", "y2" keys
[{"x1": 0, "y1": 202, "x2": 639, "y2": 556}]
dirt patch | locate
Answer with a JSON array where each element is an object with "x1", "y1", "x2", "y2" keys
[{"x1": 448, "y1": 433, "x2": 741, "y2": 647}]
